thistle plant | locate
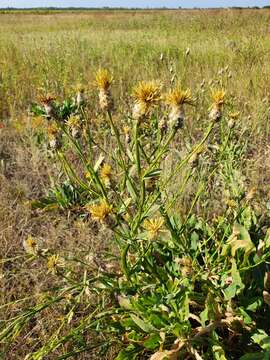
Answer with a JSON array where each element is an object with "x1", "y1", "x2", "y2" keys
[{"x1": 1, "y1": 69, "x2": 270, "y2": 360}]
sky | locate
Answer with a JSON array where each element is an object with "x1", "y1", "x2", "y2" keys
[{"x1": 0, "y1": 0, "x2": 269, "y2": 8}]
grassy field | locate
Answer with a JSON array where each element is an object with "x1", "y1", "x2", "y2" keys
[{"x1": 0, "y1": 9, "x2": 270, "y2": 359}]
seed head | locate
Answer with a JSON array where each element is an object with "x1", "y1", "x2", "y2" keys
[
  {"x1": 143, "y1": 217, "x2": 164, "y2": 240},
  {"x1": 86, "y1": 200, "x2": 112, "y2": 222}
]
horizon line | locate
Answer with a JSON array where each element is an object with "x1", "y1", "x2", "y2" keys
[{"x1": 0, "y1": 5, "x2": 269, "y2": 9}]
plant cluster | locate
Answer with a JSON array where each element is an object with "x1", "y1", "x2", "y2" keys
[{"x1": 1, "y1": 69, "x2": 270, "y2": 360}]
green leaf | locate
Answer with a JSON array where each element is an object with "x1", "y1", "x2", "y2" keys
[
  {"x1": 143, "y1": 333, "x2": 161, "y2": 350},
  {"x1": 115, "y1": 344, "x2": 140, "y2": 360},
  {"x1": 223, "y1": 283, "x2": 237, "y2": 300},
  {"x1": 246, "y1": 297, "x2": 263, "y2": 312},
  {"x1": 252, "y1": 330, "x2": 270, "y2": 350},
  {"x1": 143, "y1": 169, "x2": 161, "y2": 180},
  {"x1": 240, "y1": 353, "x2": 264, "y2": 360},
  {"x1": 227, "y1": 223, "x2": 255, "y2": 258},
  {"x1": 126, "y1": 178, "x2": 137, "y2": 202},
  {"x1": 212, "y1": 344, "x2": 227, "y2": 360},
  {"x1": 200, "y1": 308, "x2": 208, "y2": 327},
  {"x1": 130, "y1": 314, "x2": 156, "y2": 333},
  {"x1": 118, "y1": 296, "x2": 133, "y2": 310},
  {"x1": 231, "y1": 258, "x2": 244, "y2": 292}
]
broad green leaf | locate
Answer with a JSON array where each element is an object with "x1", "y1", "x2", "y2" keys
[
  {"x1": 115, "y1": 344, "x2": 140, "y2": 360},
  {"x1": 227, "y1": 223, "x2": 255, "y2": 258},
  {"x1": 118, "y1": 296, "x2": 133, "y2": 310},
  {"x1": 252, "y1": 330, "x2": 270, "y2": 350},
  {"x1": 223, "y1": 283, "x2": 237, "y2": 300},
  {"x1": 212, "y1": 344, "x2": 227, "y2": 360},
  {"x1": 240, "y1": 353, "x2": 264, "y2": 360},
  {"x1": 231, "y1": 259, "x2": 244, "y2": 292},
  {"x1": 143, "y1": 333, "x2": 161, "y2": 350},
  {"x1": 130, "y1": 314, "x2": 156, "y2": 333}
]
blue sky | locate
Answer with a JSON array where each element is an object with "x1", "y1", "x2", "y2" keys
[{"x1": 0, "y1": 0, "x2": 269, "y2": 8}]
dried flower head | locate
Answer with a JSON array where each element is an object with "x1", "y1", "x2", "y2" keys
[
  {"x1": 132, "y1": 81, "x2": 161, "y2": 120},
  {"x1": 86, "y1": 200, "x2": 112, "y2": 222},
  {"x1": 23, "y1": 235, "x2": 39, "y2": 255},
  {"x1": 100, "y1": 163, "x2": 112, "y2": 187},
  {"x1": 47, "y1": 123, "x2": 61, "y2": 149},
  {"x1": 143, "y1": 217, "x2": 165, "y2": 240},
  {"x1": 47, "y1": 122, "x2": 59, "y2": 138},
  {"x1": 40, "y1": 95, "x2": 55, "y2": 118},
  {"x1": 176, "y1": 257, "x2": 193, "y2": 277},
  {"x1": 40, "y1": 95, "x2": 56, "y2": 105}
]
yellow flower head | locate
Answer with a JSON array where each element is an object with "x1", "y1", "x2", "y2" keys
[
  {"x1": 165, "y1": 88, "x2": 193, "y2": 106},
  {"x1": 133, "y1": 81, "x2": 161, "y2": 106},
  {"x1": 86, "y1": 200, "x2": 112, "y2": 222},
  {"x1": 123, "y1": 125, "x2": 130, "y2": 135},
  {"x1": 47, "y1": 254, "x2": 64, "y2": 274},
  {"x1": 100, "y1": 163, "x2": 112, "y2": 185},
  {"x1": 211, "y1": 89, "x2": 225, "y2": 107},
  {"x1": 143, "y1": 217, "x2": 164, "y2": 240},
  {"x1": 132, "y1": 81, "x2": 162, "y2": 120},
  {"x1": 66, "y1": 115, "x2": 81, "y2": 129},
  {"x1": 95, "y1": 68, "x2": 113, "y2": 91},
  {"x1": 75, "y1": 83, "x2": 85, "y2": 93},
  {"x1": 23, "y1": 235, "x2": 39, "y2": 255},
  {"x1": 229, "y1": 111, "x2": 240, "y2": 119}
]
